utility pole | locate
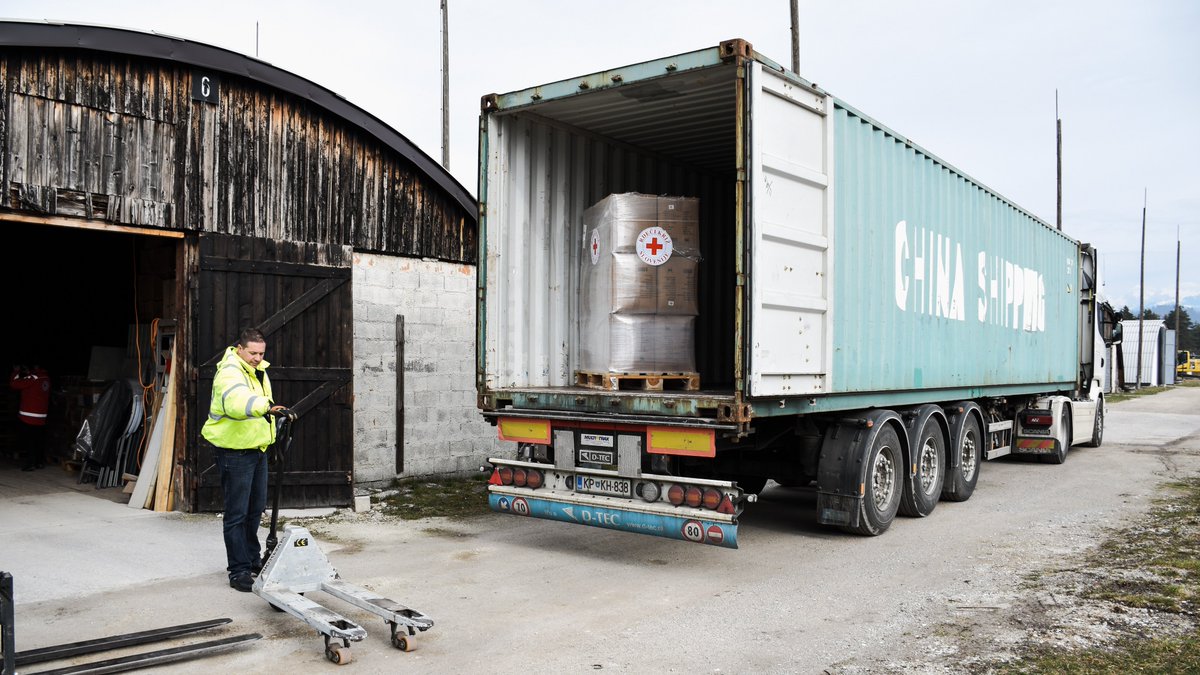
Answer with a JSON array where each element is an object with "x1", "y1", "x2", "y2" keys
[
  {"x1": 1056, "y1": 91, "x2": 1062, "y2": 231},
  {"x1": 790, "y1": 0, "x2": 799, "y2": 73},
  {"x1": 1176, "y1": 227, "x2": 1182, "y2": 355},
  {"x1": 441, "y1": 0, "x2": 450, "y2": 169},
  {"x1": 1136, "y1": 190, "x2": 1147, "y2": 388}
]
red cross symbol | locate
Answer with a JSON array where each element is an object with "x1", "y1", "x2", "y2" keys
[
  {"x1": 646, "y1": 237, "x2": 663, "y2": 255},
  {"x1": 592, "y1": 239, "x2": 599, "y2": 255}
]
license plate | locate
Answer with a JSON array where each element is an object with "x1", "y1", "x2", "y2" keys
[{"x1": 575, "y1": 475, "x2": 632, "y2": 498}]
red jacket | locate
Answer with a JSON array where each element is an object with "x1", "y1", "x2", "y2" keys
[{"x1": 10, "y1": 367, "x2": 50, "y2": 426}]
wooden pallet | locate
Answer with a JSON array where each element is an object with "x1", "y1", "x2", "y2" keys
[{"x1": 575, "y1": 370, "x2": 700, "y2": 392}]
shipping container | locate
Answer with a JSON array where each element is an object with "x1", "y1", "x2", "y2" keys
[{"x1": 478, "y1": 39, "x2": 1112, "y2": 547}]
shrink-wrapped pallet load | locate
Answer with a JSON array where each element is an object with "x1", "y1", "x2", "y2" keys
[{"x1": 578, "y1": 193, "x2": 700, "y2": 374}]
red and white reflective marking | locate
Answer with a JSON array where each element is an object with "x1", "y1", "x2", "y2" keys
[
  {"x1": 511, "y1": 497, "x2": 531, "y2": 516},
  {"x1": 636, "y1": 226, "x2": 673, "y2": 266},
  {"x1": 681, "y1": 519, "x2": 704, "y2": 542},
  {"x1": 705, "y1": 524, "x2": 724, "y2": 546}
]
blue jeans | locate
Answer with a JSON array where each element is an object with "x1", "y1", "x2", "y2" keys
[{"x1": 215, "y1": 448, "x2": 268, "y2": 578}]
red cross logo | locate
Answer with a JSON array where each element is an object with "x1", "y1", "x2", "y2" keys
[
  {"x1": 646, "y1": 237, "x2": 663, "y2": 255},
  {"x1": 592, "y1": 239, "x2": 599, "y2": 255}
]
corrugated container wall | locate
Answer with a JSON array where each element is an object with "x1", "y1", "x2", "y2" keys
[
  {"x1": 479, "y1": 42, "x2": 1084, "y2": 417},
  {"x1": 829, "y1": 104, "x2": 1081, "y2": 394}
]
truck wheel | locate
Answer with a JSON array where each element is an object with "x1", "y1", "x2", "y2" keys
[
  {"x1": 842, "y1": 425, "x2": 903, "y2": 536},
  {"x1": 898, "y1": 416, "x2": 945, "y2": 517},
  {"x1": 1039, "y1": 412, "x2": 1071, "y2": 464},
  {"x1": 942, "y1": 415, "x2": 981, "y2": 502},
  {"x1": 1082, "y1": 398, "x2": 1104, "y2": 448}
]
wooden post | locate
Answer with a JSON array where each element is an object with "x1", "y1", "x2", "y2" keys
[{"x1": 395, "y1": 315, "x2": 405, "y2": 474}]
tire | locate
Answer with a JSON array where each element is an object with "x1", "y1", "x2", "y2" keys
[
  {"x1": 842, "y1": 424, "x2": 903, "y2": 536},
  {"x1": 898, "y1": 416, "x2": 946, "y2": 517},
  {"x1": 1082, "y1": 398, "x2": 1104, "y2": 448},
  {"x1": 1039, "y1": 409, "x2": 1071, "y2": 464},
  {"x1": 942, "y1": 415, "x2": 981, "y2": 502}
]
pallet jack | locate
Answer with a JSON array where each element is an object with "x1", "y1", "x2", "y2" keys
[
  {"x1": 253, "y1": 410, "x2": 433, "y2": 665},
  {"x1": 2, "y1": 572, "x2": 259, "y2": 675}
]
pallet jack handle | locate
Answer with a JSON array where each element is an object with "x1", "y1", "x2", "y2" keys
[{"x1": 263, "y1": 407, "x2": 297, "y2": 561}]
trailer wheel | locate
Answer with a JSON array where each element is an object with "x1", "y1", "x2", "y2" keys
[
  {"x1": 899, "y1": 416, "x2": 945, "y2": 517},
  {"x1": 942, "y1": 415, "x2": 981, "y2": 502},
  {"x1": 1082, "y1": 398, "x2": 1104, "y2": 448},
  {"x1": 842, "y1": 424, "x2": 903, "y2": 536}
]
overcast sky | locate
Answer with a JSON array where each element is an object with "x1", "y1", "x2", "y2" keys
[{"x1": 4, "y1": 0, "x2": 1197, "y2": 313}]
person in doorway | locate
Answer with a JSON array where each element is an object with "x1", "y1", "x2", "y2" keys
[
  {"x1": 201, "y1": 328, "x2": 285, "y2": 593},
  {"x1": 10, "y1": 364, "x2": 51, "y2": 471}
]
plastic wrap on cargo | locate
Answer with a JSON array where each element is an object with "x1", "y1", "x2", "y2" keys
[
  {"x1": 578, "y1": 192, "x2": 700, "y2": 373},
  {"x1": 580, "y1": 314, "x2": 697, "y2": 373}
]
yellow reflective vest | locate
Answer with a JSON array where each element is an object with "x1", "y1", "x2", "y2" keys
[{"x1": 201, "y1": 346, "x2": 276, "y2": 451}]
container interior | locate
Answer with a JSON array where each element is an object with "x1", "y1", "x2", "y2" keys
[{"x1": 482, "y1": 62, "x2": 741, "y2": 392}]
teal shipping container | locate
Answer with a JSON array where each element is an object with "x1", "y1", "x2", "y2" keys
[
  {"x1": 478, "y1": 38, "x2": 1084, "y2": 427},
  {"x1": 478, "y1": 38, "x2": 1106, "y2": 544}
]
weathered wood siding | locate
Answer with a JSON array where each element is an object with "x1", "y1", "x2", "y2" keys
[{"x1": 0, "y1": 47, "x2": 475, "y2": 262}]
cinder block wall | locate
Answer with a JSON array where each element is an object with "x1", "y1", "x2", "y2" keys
[{"x1": 352, "y1": 253, "x2": 501, "y2": 486}]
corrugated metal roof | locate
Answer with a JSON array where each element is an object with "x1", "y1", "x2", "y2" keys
[{"x1": 0, "y1": 19, "x2": 476, "y2": 217}]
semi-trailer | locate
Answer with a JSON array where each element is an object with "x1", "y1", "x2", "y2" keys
[{"x1": 476, "y1": 39, "x2": 1115, "y2": 548}]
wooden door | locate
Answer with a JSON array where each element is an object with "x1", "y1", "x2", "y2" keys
[{"x1": 189, "y1": 233, "x2": 353, "y2": 510}]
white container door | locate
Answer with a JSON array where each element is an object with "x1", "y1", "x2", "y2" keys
[{"x1": 747, "y1": 62, "x2": 834, "y2": 397}]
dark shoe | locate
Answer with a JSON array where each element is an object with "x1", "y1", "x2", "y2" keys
[
  {"x1": 229, "y1": 573, "x2": 254, "y2": 592},
  {"x1": 252, "y1": 560, "x2": 264, "y2": 575}
]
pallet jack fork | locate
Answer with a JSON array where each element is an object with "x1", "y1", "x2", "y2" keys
[{"x1": 253, "y1": 410, "x2": 433, "y2": 665}]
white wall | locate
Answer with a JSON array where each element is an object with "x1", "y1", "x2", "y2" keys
[{"x1": 352, "y1": 253, "x2": 502, "y2": 486}]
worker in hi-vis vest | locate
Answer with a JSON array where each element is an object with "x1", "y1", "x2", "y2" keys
[{"x1": 202, "y1": 327, "x2": 286, "y2": 593}]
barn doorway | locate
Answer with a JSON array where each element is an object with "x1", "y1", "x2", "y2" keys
[{"x1": 0, "y1": 219, "x2": 181, "y2": 499}]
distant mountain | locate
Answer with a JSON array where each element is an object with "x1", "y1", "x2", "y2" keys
[
  {"x1": 1106, "y1": 295, "x2": 1200, "y2": 322},
  {"x1": 1150, "y1": 297, "x2": 1200, "y2": 323}
]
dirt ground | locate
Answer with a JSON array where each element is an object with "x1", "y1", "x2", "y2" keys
[
  {"x1": 7, "y1": 386, "x2": 1199, "y2": 674},
  {"x1": 832, "y1": 388, "x2": 1200, "y2": 674}
]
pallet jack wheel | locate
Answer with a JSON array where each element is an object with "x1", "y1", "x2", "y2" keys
[
  {"x1": 326, "y1": 645, "x2": 353, "y2": 664},
  {"x1": 392, "y1": 633, "x2": 414, "y2": 651}
]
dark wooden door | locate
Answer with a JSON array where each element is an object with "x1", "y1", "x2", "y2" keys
[{"x1": 189, "y1": 233, "x2": 353, "y2": 510}]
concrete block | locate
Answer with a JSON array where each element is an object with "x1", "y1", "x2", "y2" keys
[{"x1": 353, "y1": 495, "x2": 371, "y2": 512}]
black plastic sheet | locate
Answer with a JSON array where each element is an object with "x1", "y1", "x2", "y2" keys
[{"x1": 73, "y1": 378, "x2": 138, "y2": 466}]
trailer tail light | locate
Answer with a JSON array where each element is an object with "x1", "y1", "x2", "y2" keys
[
  {"x1": 716, "y1": 494, "x2": 736, "y2": 515},
  {"x1": 638, "y1": 481, "x2": 660, "y2": 503},
  {"x1": 1022, "y1": 411, "x2": 1054, "y2": 428},
  {"x1": 684, "y1": 486, "x2": 703, "y2": 508},
  {"x1": 702, "y1": 487, "x2": 722, "y2": 510},
  {"x1": 667, "y1": 484, "x2": 686, "y2": 506},
  {"x1": 488, "y1": 466, "x2": 544, "y2": 490}
]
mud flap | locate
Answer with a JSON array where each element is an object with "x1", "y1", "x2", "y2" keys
[
  {"x1": 488, "y1": 493, "x2": 738, "y2": 549},
  {"x1": 815, "y1": 409, "x2": 905, "y2": 528}
]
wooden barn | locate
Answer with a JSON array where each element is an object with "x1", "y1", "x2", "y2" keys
[{"x1": 0, "y1": 20, "x2": 489, "y2": 511}]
